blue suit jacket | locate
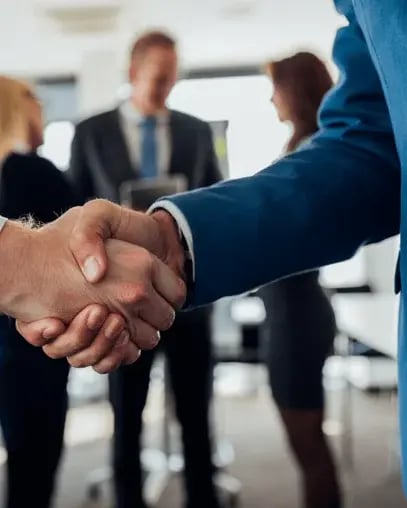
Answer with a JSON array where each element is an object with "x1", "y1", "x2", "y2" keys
[{"x1": 161, "y1": 0, "x2": 407, "y2": 490}]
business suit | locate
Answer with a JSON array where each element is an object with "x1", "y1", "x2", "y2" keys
[
  {"x1": 69, "y1": 106, "x2": 222, "y2": 508},
  {"x1": 0, "y1": 152, "x2": 78, "y2": 508},
  {"x1": 160, "y1": 0, "x2": 407, "y2": 491}
]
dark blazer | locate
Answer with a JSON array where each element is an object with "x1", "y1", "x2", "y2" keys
[
  {"x1": 0, "y1": 152, "x2": 78, "y2": 225},
  {"x1": 68, "y1": 108, "x2": 221, "y2": 203}
]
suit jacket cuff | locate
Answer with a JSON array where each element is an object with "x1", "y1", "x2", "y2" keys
[{"x1": 148, "y1": 200, "x2": 195, "y2": 281}]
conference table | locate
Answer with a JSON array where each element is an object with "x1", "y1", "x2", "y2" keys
[
  {"x1": 332, "y1": 293, "x2": 399, "y2": 359},
  {"x1": 330, "y1": 293, "x2": 400, "y2": 469}
]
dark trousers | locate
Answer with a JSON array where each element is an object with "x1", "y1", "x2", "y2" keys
[
  {"x1": 0, "y1": 318, "x2": 69, "y2": 508},
  {"x1": 109, "y1": 316, "x2": 219, "y2": 508}
]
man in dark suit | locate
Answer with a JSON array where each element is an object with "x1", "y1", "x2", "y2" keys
[{"x1": 69, "y1": 31, "x2": 222, "y2": 508}]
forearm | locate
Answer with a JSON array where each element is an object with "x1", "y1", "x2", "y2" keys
[
  {"x1": 0, "y1": 220, "x2": 37, "y2": 317},
  {"x1": 161, "y1": 138, "x2": 400, "y2": 306}
]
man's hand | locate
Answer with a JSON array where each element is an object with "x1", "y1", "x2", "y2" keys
[
  {"x1": 17, "y1": 305, "x2": 140, "y2": 373},
  {"x1": 0, "y1": 207, "x2": 185, "y2": 369},
  {"x1": 68, "y1": 199, "x2": 186, "y2": 284}
]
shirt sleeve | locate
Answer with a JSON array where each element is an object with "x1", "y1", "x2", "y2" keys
[
  {"x1": 148, "y1": 199, "x2": 196, "y2": 280},
  {"x1": 0, "y1": 216, "x2": 7, "y2": 233}
]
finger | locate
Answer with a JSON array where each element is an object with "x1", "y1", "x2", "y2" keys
[
  {"x1": 138, "y1": 286, "x2": 177, "y2": 332},
  {"x1": 67, "y1": 315, "x2": 127, "y2": 368},
  {"x1": 122, "y1": 343, "x2": 142, "y2": 365},
  {"x1": 43, "y1": 305, "x2": 109, "y2": 359},
  {"x1": 131, "y1": 318, "x2": 160, "y2": 350},
  {"x1": 92, "y1": 341, "x2": 140, "y2": 374},
  {"x1": 152, "y1": 256, "x2": 186, "y2": 310},
  {"x1": 16, "y1": 318, "x2": 67, "y2": 347}
]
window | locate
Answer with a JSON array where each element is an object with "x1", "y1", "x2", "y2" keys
[
  {"x1": 38, "y1": 121, "x2": 75, "y2": 171},
  {"x1": 168, "y1": 75, "x2": 290, "y2": 179},
  {"x1": 35, "y1": 77, "x2": 78, "y2": 170}
]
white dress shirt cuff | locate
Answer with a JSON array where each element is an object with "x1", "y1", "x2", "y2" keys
[
  {"x1": 0, "y1": 216, "x2": 8, "y2": 234},
  {"x1": 148, "y1": 200, "x2": 195, "y2": 280}
]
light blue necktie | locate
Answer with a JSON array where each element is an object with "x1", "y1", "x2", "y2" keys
[{"x1": 140, "y1": 116, "x2": 158, "y2": 179}]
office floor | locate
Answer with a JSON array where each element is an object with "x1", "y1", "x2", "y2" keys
[{"x1": 0, "y1": 372, "x2": 403, "y2": 508}]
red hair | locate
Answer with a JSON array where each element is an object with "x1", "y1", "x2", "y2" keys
[{"x1": 265, "y1": 52, "x2": 333, "y2": 152}]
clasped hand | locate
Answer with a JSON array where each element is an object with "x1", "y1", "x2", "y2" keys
[{"x1": 9, "y1": 200, "x2": 186, "y2": 373}]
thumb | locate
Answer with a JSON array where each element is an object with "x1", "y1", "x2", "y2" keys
[
  {"x1": 69, "y1": 199, "x2": 164, "y2": 283},
  {"x1": 70, "y1": 228, "x2": 108, "y2": 283},
  {"x1": 69, "y1": 200, "x2": 118, "y2": 282}
]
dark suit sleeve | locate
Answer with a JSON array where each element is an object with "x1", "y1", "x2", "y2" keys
[
  {"x1": 68, "y1": 124, "x2": 95, "y2": 204},
  {"x1": 201, "y1": 125, "x2": 222, "y2": 186},
  {"x1": 158, "y1": 14, "x2": 401, "y2": 307}
]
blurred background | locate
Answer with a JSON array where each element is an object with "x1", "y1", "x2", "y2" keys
[{"x1": 0, "y1": 1, "x2": 403, "y2": 508}]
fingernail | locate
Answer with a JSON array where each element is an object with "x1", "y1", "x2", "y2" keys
[
  {"x1": 115, "y1": 330, "x2": 129, "y2": 348},
  {"x1": 151, "y1": 331, "x2": 161, "y2": 347},
  {"x1": 168, "y1": 310, "x2": 176, "y2": 329},
  {"x1": 83, "y1": 256, "x2": 100, "y2": 282}
]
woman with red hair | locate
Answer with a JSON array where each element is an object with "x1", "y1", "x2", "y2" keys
[{"x1": 261, "y1": 52, "x2": 341, "y2": 508}]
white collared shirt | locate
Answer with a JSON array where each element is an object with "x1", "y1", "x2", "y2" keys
[{"x1": 118, "y1": 100, "x2": 171, "y2": 175}]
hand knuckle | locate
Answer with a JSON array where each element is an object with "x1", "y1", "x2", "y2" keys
[
  {"x1": 122, "y1": 283, "x2": 149, "y2": 305},
  {"x1": 88, "y1": 199, "x2": 109, "y2": 215},
  {"x1": 69, "y1": 357, "x2": 85, "y2": 368},
  {"x1": 67, "y1": 206, "x2": 81, "y2": 219},
  {"x1": 70, "y1": 229, "x2": 88, "y2": 248},
  {"x1": 93, "y1": 364, "x2": 108, "y2": 375},
  {"x1": 95, "y1": 356, "x2": 120, "y2": 374},
  {"x1": 29, "y1": 336, "x2": 47, "y2": 347},
  {"x1": 73, "y1": 350, "x2": 103, "y2": 368}
]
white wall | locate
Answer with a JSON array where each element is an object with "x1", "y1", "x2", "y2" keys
[
  {"x1": 0, "y1": 0, "x2": 344, "y2": 115},
  {"x1": 0, "y1": 0, "x2": 342, "y2": 81}
]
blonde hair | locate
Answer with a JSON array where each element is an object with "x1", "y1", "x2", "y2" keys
[{"x1": 0, "y1": 76, "x2": 32, "y2": 158}]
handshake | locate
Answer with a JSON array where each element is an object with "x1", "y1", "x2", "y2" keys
[{"x1": 0, "y1": 200, "x2": 187, "y2": 373}]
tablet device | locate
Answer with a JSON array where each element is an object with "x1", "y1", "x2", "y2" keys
[{"x1": 119, "y1": 175, "x2": 187, "y2": 210}]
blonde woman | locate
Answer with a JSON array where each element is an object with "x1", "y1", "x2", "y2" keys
[{"x1": 0, "y1": 76, "x2": 79, "y2": 508}]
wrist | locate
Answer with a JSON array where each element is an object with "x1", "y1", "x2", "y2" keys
[
  {"x1": 151, "y1": 210, "x2": 186, "y2": 282},
  {"x1": 0, "y1": 221, "x2": 38, "y2": 317}
]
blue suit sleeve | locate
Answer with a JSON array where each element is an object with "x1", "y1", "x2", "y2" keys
[{"x1": 160, "y1": 10, "x2": 401, "y2": 307}]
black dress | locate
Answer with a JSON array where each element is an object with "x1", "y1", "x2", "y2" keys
[
  {"x1": 0, "y1": 152, "x2": 78, "y2": 508},
  {"x1": 260, "y1": 271, "x2": 336, "y2": 409},
  {"x1": 260, "y1": 138, "x2": 336, "y2": 410}
]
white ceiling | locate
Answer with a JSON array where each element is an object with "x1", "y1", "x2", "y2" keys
[{"x1": 0, "y1": 0, "x2": 344, "y2": 76}]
